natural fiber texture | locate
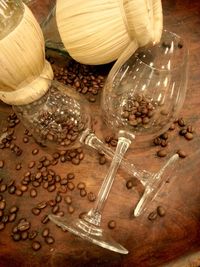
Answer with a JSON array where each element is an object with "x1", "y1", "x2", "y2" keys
[
  {"x1": 0, "y1": 4, "x2": 53, "y2": 105},
  {"x1": 56, "y1": 0, "x2": 163, "y2": 65}
]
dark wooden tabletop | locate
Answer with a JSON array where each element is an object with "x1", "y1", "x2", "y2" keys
[{"x1": 0, "y1": 0, "x2": 200, "y2": 266}]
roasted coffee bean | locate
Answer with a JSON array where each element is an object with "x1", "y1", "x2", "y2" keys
[
  {"x1": 67, "y1": 205, "x2": 75, "y2": 214},
  {"x1": 64, "y1": 195, "x2": 72, "y2": 205},
  {"x1": 47, "y1": 184, "x2": 56, "y2": 192},
  {"x1": 42, "y1": 228, "x2": 50, "y2": 238},
  {"x1": 60, "y1": 179, "x2": 68, "y2": 185},
  {"x1": 77, "y1": 182, "x2": 86, "y2": 190},
  {"x1": 168, "y1": 123, "x2": 175, "y2": 131},
  {"x1": 126, "y1": 180, "x2": 134, "y2": 189},
  {"x1": 12, "y1": 233, "x2": 21, "y2": 241},
  {"x1": 0, "y1": 184, "x2": 7, "y2": 193},
  {"x1": 55, "y1": 194, "x2": 62, "y2": 203},
  {"x1": 28, "y1": 161, "x2": 35, "y2": 169},
  {"x1": 36, "y1": 201, "x2": 47, "y2": 210},
  {"x1": 9, "y1": 213, "x2": 17, "y2": 223},
  {"x1": 153, "y1": 137, "x2": 162, "y2": 146},
  {"x1": 157, "y1": 206, "x2": 166, "y2": 217},
  {"x1": 23, "y1": 136, "x2": 29, "y2": 143},
  {"x1": 108, "y1": 220, "x2": 116, "y2": 229},
  {"x1": 17, "y1": 220, "x2": 30, "y2": 232},
  {"x1": 43, "y1": 160, "x2": 50, "y2": 167},
  {"x1": 185, "y1": 132, "x2": 193, "y2": 140},
  {"x1": 32, "y1": 208, "x2": 41, "y2": 216},
  {"x1": 67, "y1": 182, "x2": 75, "y2": 191},
  {"x1": 32, "y1": 149, "x2": 39, "y2": 155},
  {"x1": 21, "y1": 231, "x2": 28, "y2": 240},
  {"x1": 87, "y1": 192, "x2": 96, "y2": 202},
  {"x1": 48, "y1": 200, "x2": 56, "y2": 207},
  {"x1": 71, "y1": 157, "x2": 80, "y2": 165},
  {"x1": 15, "y1": 163, "x2": 22, "y2": 170},
  {"x1": 0, "y1": 200, "x2": 6, "y2": 210},
  {"x1": 99, "y1": 155, "x2": 106, "y2": 165},
  {"x1": 0, "y1": 160, "x2": 4, "y2": 168},
  {"x1": 177, "y1": 149, "x2": 187, "y2": 158},
  {"x1": 20, "y1": 185, "x2": 28, "y2": 192},
  {"x1": 35, "y1": 172, "x2": 42, "y2": 179},
  {"x1": 15, "y1": 189, "x2": 23, "y2": 196},
  {"x1": 178, "y1": 118, "x2": 186, "y2": 127},
  {"x1": 9, "y1": 206, "x2": 18, "y2": 214},
  {"x1": 12, "y1": 225, "x2": 18, "y2": 234},
  {"x1": 28, "y1": 230, "x2": 38, "y2": 240},
  {"x1": 148, "y1": 211, "x2": 157, "y2": 221},
  {"x1": 57, "y1": 211, "x2": 64, "y2": 217},
  {"x1": 32, "y1": 241, "x2": 41, "y2": 251},
  {"x1": 43, "y1": 182, "x2": 49, "y2": 189},
  {"x1": 37, "y1": 163, "x2": 43, "y2": 169},
  {"x1": 8, "y1": 185, "x2": 16, "y2": 194},
  {"x1": 0, "y1": 222, "x2": 5, "y2": 231},
  {"x1": 161, "y1": 140, "x2": 168, "y2": 147},
  {"x1": 187, "y1": 125, "x2": 195, "y2": 133},
  {"x1": 53, "y1": 152, "x2": 60, "y2": 159},
  {"x1": 2, "y1": 215, "x2": 9, "y2": 223},
  {"x1": 160, "y1": 133, "x2": 168, "y2": 140},
  {"x1": 157, "y1": 149, "x2": 167, "y2": 157},
  {"x1": 179, "y1": 128, "x2": 187, "y2": 136},
  {"x1": 30, "y1": 188, "x2": 37, "y2": 198},
  {"x1": 41, "y1": 215, "x2": 49, "y2": 224},
  {"x1": 79, "y1": 212, "x2": 87, "y2": 219},
  {"x1": 45, "y1": 236, "x2": 55, "y2": 245},
  {"x1": 80, "y1": 189, "x2": 87, "y2": 197},
  {"x1": 67, "y1": 173, "x2": 75, "y2": 180},
  {"x1": 52, "y1": 205, "x2": 59, "y2": 214},
  {"x1": 32, "y1": 181, "x2": 40, "y2": 188},
  {"x1": 51, "y1": 159, "x2": 58, "y2": 166}
]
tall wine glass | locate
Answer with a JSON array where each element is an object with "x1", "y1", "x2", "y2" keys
[{"x1": 48, "y1": 30, "x2": 188, "y2": 254}]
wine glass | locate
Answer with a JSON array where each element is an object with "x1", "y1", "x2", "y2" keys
[{"x1": 48, "y1": 30, "x2": 188, "y2": 254}]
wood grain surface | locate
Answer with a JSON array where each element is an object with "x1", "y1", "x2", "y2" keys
[{"x1": 0, "y1": 0, "x2": 200, "y2": 266}]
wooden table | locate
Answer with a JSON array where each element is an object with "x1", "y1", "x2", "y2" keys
[{"x1": 0, "y1": 0, "x2": 200, "y2": 266}]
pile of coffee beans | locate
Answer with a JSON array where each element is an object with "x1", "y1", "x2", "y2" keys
[
  {"x1": 14, "y1": 85, "x2": 89, "y2": 150},
  {"x1": 121, "y1": 94, "x2": 158, "y2": 129}
]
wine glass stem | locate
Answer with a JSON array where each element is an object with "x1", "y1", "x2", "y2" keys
[
  {"x1": 89, "y1": 135, "x2": 132, "y2": 217},
  {"x1": 81, "y1": 130, "x2": 148, "y2": 185}
]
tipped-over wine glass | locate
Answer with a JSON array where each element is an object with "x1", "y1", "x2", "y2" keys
[{"x1": 48, "y1": 30, "x2": 188, "y2": 254}]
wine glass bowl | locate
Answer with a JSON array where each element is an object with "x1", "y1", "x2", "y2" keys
[
  {"x1": 13, "y1": 79, "x2": 91, "y2": 151},
  {"x1": 102, "y1": 30, "x2": 188, "y2": 140}
]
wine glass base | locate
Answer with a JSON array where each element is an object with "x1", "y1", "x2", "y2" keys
[{"x1": 49, "y1": 214, "x2": 128, "y2": 254}]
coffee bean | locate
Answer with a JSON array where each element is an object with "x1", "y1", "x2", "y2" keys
[
  {"x1": 41, "y1": 215, "x2": 49, "y2": 224},
  {"x1": 32, "y1": 149, "x2": 39, "y2": 155},
  {"x1": 168, "y1": 123, "x2": 175, "y2": 131},
  {"x1": 9, "y1": 213, "x2": 17, "y2": 223},
  {"x1": 28, "y1": 161, "x2": 35, "y2": 169},
  {"x1": 77, "y1": 182, "x2": 86, "y2": 190},
  {"x1": 64, "y1": 195, "x2": 72, "y2": 205},
  {"x1": 126, "y1": 180, "x2": 134, "y2": 189},
  {"x1": 52, "y1": 152, "x2": 60, "y2": 159},
  {"x1": 108, "y1": 220, "x2": 116, "y2": 229},
  {"x1": 160, "y1": 133, "x2": 168, "y2": 140},
  {"x1": 177, "y1": 149, "x2": 187, "y2": 158},
  {"x1": 23, "y1": 136, "x2": 29, "y2": 143},
  {"x1": 32, "y1": 181, "x2": 40, "y2": 188},
  {"x1": 0, "y1": 200, "x2": 6, "y2": 210},
  {"x1": 2, "y1": 215, "x2": 9, "y2": 223},
  {"x1": 52, "y1": 205, "x2": 59, "y2": 214},
  {"x1": 28, "y1": 230, "x2": 38, "y2": 240},
  {"x1": 161, "y1": 140, "x2": 168, "y2": 147},
  {"x1": 178, "y1": 118, "x2": 186, "y2": 127},
  {"x1": 32, "y1": 208, "x2": 41, "y2": 216},
  {"x1": 67, "y1": 182, "x2": 75, "y2": 191},
  {"x1": 71, "y1": 158, "x2": 80, "y2": 165},
  {"x1": 18, "y1": 221, "x2": 30, "y2": 231},
  {"x1": 157, "y1": 206, "x2": 166, "y2": 217},
  {"x1": 148, "y1": 211, "x2": 157, "y2": 221},
  {"x1": 30, "y1": 188, "x2": 37, "y2": 198},
  {"x1": 179, "y1": 128, "x2": 187, "y2": 136},
  {"x1": 12, "y1": 225, "x2": 18, "y2": 234},
  {"x1": 36, "y1": 201, "x2": 47, "y2": 210},
  {"x1": 87, "y1": 192, "x2": 96, "y2": 202},
  {"x1": 67, "y1": 173, "x2": 75, "y2": 180},
  {"x1": 47, "y1": 184, "x2": 56, "y2": 192},
  {"x1": 57, "y1": 211, "x2": 64, "y2": 217},
  {"x1": 15, "y1": 189, "x2": 23, "y2": 196},
  {"x1": 157, "y1": 149, "x2": 167, "y2": 157},
  {"x1": 0, "y1": 184, "x2": 7, "y2": 193},
  {"x1": 55, "y1": 194, "x2": 62, "y2": 203},
  {"x1": 21, "y1": 231, "x2": 28, "y2": 240},
  {"x1": 45, "y1": 236, "x2": 55, "y2": 245},
  {"x1": 48, "y1": 200, "x2": 56, "y2": 207},
  {"x1": 99, "y1": 155, "x2": 106, "y2": 165},
  {"x1": 67, "y1": 205, "x2": 75, "y2": 214},
  {"x1": 12, "y1": 233, "x2": 21, "y2": 241},
  {"x1": 42, "y1": 228, "x2": 50, "y2": 238},
  {"x1": 0, "y1": 222, "x2": 5, "y2": 231},
  {"x1": 184, "y1": 132, "x2": 193, "y2": 140},
  {"x1": 20, "y1": 185, "x2": 28, "y2": 192},
  {"x1": 0, "y1": 160, "x2": 4, "y2": 168},
  {"x1": 187, "y1": 125, "x2": 195, "y2": 133},
  {"x1": 80, "y1": 189, "x2": 87, "y2": 197},
  {"x1": 60, "y1": 178, "x2": 68, "y2": 185},
  {"x1": 9, "y1": 206, "x2": 18, "y2": 214},
  {"x1": 32, "y1": 241, "x2": 41, "y2": 251}
]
